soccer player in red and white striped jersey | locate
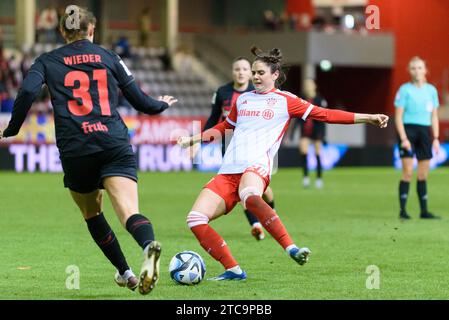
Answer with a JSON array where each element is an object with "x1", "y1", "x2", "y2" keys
[{"x1": 178, "y1": 47, "x2": 389, "y2": 281}]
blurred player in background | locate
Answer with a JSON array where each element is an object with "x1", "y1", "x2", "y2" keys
[
  {"x1": 395, "y1": 56, "x2": 440, "y2": 220},
  {"x1": 0, "y1": 6, "x2": 177, "y2": 294},
  {"x1": 292, "y1": 78, "x2": 328, "y2": 188},
  {"x1": 178, "y1": 46, "x2": 389, "y2": 281},
  {"x1": 203, "y1": 57, "x2": 276, "y2": 241}
]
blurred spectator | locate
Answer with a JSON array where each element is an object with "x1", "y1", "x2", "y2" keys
[
  {"x1": 21, "y1": 52, "x2": 34, "y2": 79},
  {"x1": 173, "y1": 45, "x2": 194, "y2": 74},
  {"x1": 289, "y1": 13, "x2": 299, "y2": 31},
  {"x1": 0, "y1": 46, "x2": 11, "y2": 112},
  {"x1": 263, "y1": 10, "x2": 278, "y2": 31},
  {"x1": 298, "y1": 13, "x2": 312, "y2": 30},
  {"x1": 311, "y1": 9, "x2": 327, "y2": 31},
  {"x1": 331, "y1": 5, "x2": 344, "y2": 28},
  {"x1": 159, "y1": 49, "x2": 172, "y2": 71},
  {"x1": 37, "y1": 5, "x2": 59, "y2": 44},
  {"x1": 0, "y1": 72, "x2": 9, "y2": 112},
  {"x1": 7, "y1": 55, "x2": 21, "y2": 88},
  {"x1": 0, "y1": 46, "x2": 14, "y2": 89},
  {"x1": 139, "y1": 7, "x2": 152, "y2": 47},
  {"x1": 55, "y1": 6, "x2": 67, "y2": 44},
  {"x1": 279, "y1": 12, "x2": 290, "y2": 32},
  {"x1": 114, "y1": 36, "x2": 132, "y2": 59}
]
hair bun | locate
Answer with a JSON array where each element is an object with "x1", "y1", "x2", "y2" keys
[
  {"x1": 250, "y1": 46, "x2": 262, "y2": 56},
  {"x1": 270, "y1": 48, "x2": 282, "y2": 58}
]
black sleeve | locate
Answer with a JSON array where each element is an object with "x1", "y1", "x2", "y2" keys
[
  {"x1": 112, "y1": 52, "x2": 135, "y2": 88},
  {"x1": 121, "y1": 81, "x2": 168, "y2": 115},
  {"x1": 204, "y1": 90, "x2": 223, "y2": 131},
  {"x1": 3, "y1": 61, "x2": 45, "y2": 137}
]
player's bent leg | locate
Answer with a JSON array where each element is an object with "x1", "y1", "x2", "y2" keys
[
  {"x1": 103, "y1": 176, "x2": 161, "y2": 294},
  {"x1": 70, "y1": 189, "x2": 103, "y2": 220},
  {"x1": 245, "y1": 186, "x2": 274, "y2": 241},
  {"x1": 70, "y1": 189, "x2": 135, "y2": 288},
  {"x1": 103, "y1": 176, "x2": 139, "y2": 226},
  {"x1": 187, "y1": 189, "x2": 246, "y2": 281},
  {"x1": 239, "y1": 173, "x2": 311, "y2": 266}
]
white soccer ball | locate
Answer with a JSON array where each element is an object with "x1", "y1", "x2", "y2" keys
[{"x1": 169, "y1": 251, "x2": 206, "y2": 285}]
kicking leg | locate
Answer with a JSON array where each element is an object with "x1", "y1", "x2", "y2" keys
[
  {"x1": 70, "y1": 189, "x2": 138, "y2": 290},
  {"x1": 103, "y1": 176, "x2": 159, "y2": 294},
  {"x1": 187, "y1": 188, "x2": 246, "y2": 280},
  {"x1": 239, "y1": 172, "x2": 311, "y2": 265}
]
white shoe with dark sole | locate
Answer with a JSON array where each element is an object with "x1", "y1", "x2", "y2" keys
[{"x1": 138, "y1": 241, "x2": 162, "y2": 295}]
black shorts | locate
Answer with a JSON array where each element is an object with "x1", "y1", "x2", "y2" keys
[
  {"x1": 61, "y1": 144, "x2": 138, "y2": 194},
  {"x1": 300, "y1": 123, "x2": 325, "y2": 141},
  {"x1": 398, "y1": 124, "x2": 432, "y2": 160}
]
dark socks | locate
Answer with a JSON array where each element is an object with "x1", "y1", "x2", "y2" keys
[
  {"x1": 417, "y1": 180, "x2": 428, "y2": 214},
  {"x1": 302, "y1": 153, "x2": 308, "y2": 177},
  {"x1": 125, "y1": 214, "x2": 155, "y2": 249},
  {"x1": 399, "y1": 180, "x2": 410, "y2": 212},
  {"x1": 244, "y1": 210, "x2": 259, "y2": 226},
  {"x1": 86, "y1": 213, "x2": 129, "y2": 275},
  {"x1": 316, "y1": 155, "x2": 322, "y2": 178}
]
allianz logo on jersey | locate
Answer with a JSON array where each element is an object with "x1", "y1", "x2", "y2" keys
[{"x1": 238, "y1": 108, "x2": 274, "y2": 120}]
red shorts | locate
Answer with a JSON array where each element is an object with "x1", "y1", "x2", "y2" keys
[{"x1": 204, "y1": 169, "x2": 270, "y2": 214}]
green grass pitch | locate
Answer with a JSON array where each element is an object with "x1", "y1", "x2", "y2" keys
[{"x1": 0, "y1": 168, "x2": 448, "y2": 300}]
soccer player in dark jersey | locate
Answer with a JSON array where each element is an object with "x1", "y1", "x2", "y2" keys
[
  {"x1": 0, "y1": 6, "x2": 177, "y2": 295},
  {"x1": 203, "y1": 57, "x2": 277, "y2": 241},
  {"x1": 292, "y1": 79, "x2": 327, "y2": 188}
]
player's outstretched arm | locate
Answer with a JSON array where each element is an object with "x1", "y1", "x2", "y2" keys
[
  {"x1": 178, "y1": 117, "x2": 235, "y2": 148},
  {"x1": 121, "y1": 81, "x2": 177, "y2": 115},
  {"x1": 299, "y1": 102, "x2": 389, "y2": 128},
  {"x1": 354, "y1": 113, "x2": 389, "y2": 128}
]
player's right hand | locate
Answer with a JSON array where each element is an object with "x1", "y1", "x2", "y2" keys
[
  {"x1": 0, "y1": 128, "x2": 3, "y2": 139},
  {"x1": 401, "y1": 138, "x2": 412, "y2": 151},
  {"x1": 177, "y1": 136, "x2": 193, "y2": 148},
  {"x1": 368, "y1": 114, "x2": 389, "y2": 128},
  {"x1": 158, "y1": 95, "x2": 178, "y2": 106}
]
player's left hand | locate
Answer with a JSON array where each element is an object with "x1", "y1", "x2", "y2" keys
[
  {"x1": 0, "y1": 128, "x2": 3, "y2": 139},
  {"x1": 370, "y1": 114, "x2": 389, "y2": 128},
  {"x1": 158, "y1": 95, "x2": 178, "y2": 106},
  {"x1": 177, "y1": 136, "x2": 193, "y2": 148},
  {"x1": 432, "y1": 138, "x2": 440, "y2": 154}
]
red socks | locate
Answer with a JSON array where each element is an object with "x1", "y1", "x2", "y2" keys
[
  {"x1": 190, "y1": 224, "x2": 238, "y2": 269},
  {"x1": 245, "y1": 195, "x2": 294, "y2": 249}
]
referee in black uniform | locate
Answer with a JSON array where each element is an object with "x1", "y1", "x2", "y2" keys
[{"x1": 394, "y1": 57, "x2": 440, "y2": 219}]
